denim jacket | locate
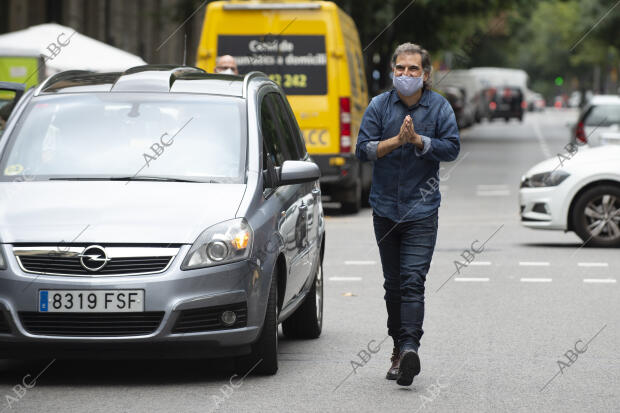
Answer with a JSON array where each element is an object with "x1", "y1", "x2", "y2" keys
[{"x1": 355, "y1": 88, "x2": 460, "y2": 222}]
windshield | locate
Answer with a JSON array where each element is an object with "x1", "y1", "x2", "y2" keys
[{"x1": 0, "y1": 93, "x2": 247, "y2": 183}]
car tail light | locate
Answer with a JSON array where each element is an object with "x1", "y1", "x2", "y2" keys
[
  {"x1": 521, "y1": 101, "x2": 527, "y2": 109},
  {"x1": 339, "y1": 97, "x2": 351, "y2": 153},
  {"x1": 489, "y1": 101, "x2": 497, "y2": 110},
  {"x1": 576, "y1": 121, "x2": 586, "y2": 144}
]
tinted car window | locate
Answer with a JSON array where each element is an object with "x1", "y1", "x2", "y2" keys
[
  {"x1": 267, "y1": 93, "x2": 306, "y2": 160},
  {"x1": 260, "y1": 95, "x2": 284, "y2": 167},
  {"x1": 585, "y1": 104, "x2": 620, "y2": 127},
  {"x1": 0, "y1": 93, "x2": 246, "y2": 183}
]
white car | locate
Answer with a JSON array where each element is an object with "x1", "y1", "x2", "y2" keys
[
  {"x1": 520, "y1": 145, "x2": 620, "y2": 247},
  {"x1": 571, "y1": 95, "x2": 620, "y2": 147}
]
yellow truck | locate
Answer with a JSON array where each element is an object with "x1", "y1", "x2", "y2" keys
[{"x1": 197, "y1": 0, "x2": 370, "y2": 212}]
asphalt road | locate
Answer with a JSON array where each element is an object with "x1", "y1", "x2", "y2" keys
[{"x1": 2, "y1": 108, "x2": 619, "y2": 413}]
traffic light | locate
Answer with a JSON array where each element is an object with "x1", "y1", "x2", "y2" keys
[{"x1": 555, "y1": 76, "x2": 564, "y2": 86}]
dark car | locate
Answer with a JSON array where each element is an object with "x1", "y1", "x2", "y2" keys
[
  {"x1": 485, "y1": 86, "x2": 525, "y2": 122},
  {"x1": 438, "y1": 86, "x2": 467, "y2": 129}
]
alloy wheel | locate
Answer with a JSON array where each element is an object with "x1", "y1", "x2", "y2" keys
[{"x1": 584, "y1": 194, "x2": 620, "y2": 241}]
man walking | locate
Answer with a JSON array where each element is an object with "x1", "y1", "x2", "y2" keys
[{"x1": 355, "y1": 43, "x2": 460, "y2": 386}]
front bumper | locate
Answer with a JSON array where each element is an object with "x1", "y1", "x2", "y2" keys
[
  {"x1": 518, "y1": 186, "x2": 567, "y2": 230},
  {"x1": 0, "y1": 244, "x2": 263, "y2": 358}
]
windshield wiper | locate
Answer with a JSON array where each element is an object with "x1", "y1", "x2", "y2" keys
[
  {"x1": 49, "y1": 176, "x2": 200, "y2": 183},
  {"x1": 109, "y1": 176, "x2": 200, "y2": 183}
]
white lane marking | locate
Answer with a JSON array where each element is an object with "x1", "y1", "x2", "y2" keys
[
  {"x1": 519, "y1": 261, "x2": 550, "y2": 266},
  {"x1": 344, "y1": 260, "x2": 377, "y2": 265},
  {"x1": 469, "y1": 261, "x2": 492, "y2": 266},
  {"x1": 583, "y1": 278, "x2": 616, "y2": 284},
  {"x1": 532, "y1": 119, "x2": 553, "y2": 158},
  {"x1": 455, "y1": 277, "x2": 489, "y2": 282},
  {"x1": 520, "y1": 278, "x2": 552, "y2": 283},
  {"x1": 477, "y1": 184, "x2": 509, "y2": 190},
  {"x1": 578, "y1": 262, "x2": 609, "y2": 267},
  {"x1": 329, "y1": 277, "x2": 362, "y2": 281},
  {"x1": 476, "y1": 190, "x2": 511, "y2": 196}
]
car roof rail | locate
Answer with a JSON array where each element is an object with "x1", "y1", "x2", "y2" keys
[
  {"x1": 112, "y1": 65, "x2": 207, "y2": 92},
  {"x1": 243, "y1": 71, "x2": 268, "y2": 98},
  {"x1": 34, "y1": 70, "x2": 94, "y2": 96}
]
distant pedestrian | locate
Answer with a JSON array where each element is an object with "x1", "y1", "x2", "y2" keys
[
  {"x1": 355, "y1": 42, "x2": 460, "y2": 386},
  {"x1": 214, "y1": 55, "x2": 239, "y2": 75}
]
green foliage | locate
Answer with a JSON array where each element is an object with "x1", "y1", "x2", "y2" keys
[{"x1": 507, "y1": 0, "x2": 619, "y2": 96}]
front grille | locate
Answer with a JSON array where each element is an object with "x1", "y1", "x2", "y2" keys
[
  {"x1": 172, "y1": 303, "x2": 247, "y2": 334},
  {"x1": 19, "y1": 312, "x2": 164, "y2": 336},
  {"x1": 0, "y1": 313, "x2": 10, "y2": 334},
  {"x1": 17, "y1": 255, "x2": 173, "y2": 276}
]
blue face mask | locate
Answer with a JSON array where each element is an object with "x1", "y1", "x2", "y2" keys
[{"x1": 393, "y1": 74, "x2": 424, "y2": 96}]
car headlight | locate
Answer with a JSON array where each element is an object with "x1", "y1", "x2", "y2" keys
[
  {"x1": 521, "y1": 170, "x2": 570, "y2": 188},
  {"x1": 181, "y1": 218, "x2": 253, "y2": 270}
]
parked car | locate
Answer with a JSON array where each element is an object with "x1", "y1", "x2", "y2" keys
[
  {"x1": 570, "y1": 95, "x2": 620, "y2": 147},
  {"x1": 0, "y1": 66, "x2": 325, "y2": 375},
  {"x1": 434, "y1": 69, "x2": 482, "y2": 127},
  {"x1": 553, "y1": 95, "x2": 568, "y2": 108},
  {"x1": 470, "y1": 67, "x2": 529, "y2": 120},
  {"x1": 485, "y1": 85, "x2": 525, "y2": 121},
  {"x1": 525, "y1": 91, "x2": 545, "y2": 112},
  {"x1": 437, "y1": 86, "x2": 466, "y2": 128},
  {"x1": 520, "y1": 145, "x2": 620, "y2": 247}
]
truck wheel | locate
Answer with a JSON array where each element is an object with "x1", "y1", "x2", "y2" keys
[
  {"x1": 572, "y1": 185, "x2": 620, "y2": 248},
  {"x1": 235, "y1": 267, "x2": 279, "y2": 375},
  {"x1": 282, "y1": 262, "x2": 323, "y2": 339}
]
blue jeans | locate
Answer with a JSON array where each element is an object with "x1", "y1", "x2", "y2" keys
[{"x1": 373, "y1": 210, "x2": 438, "y2": 352}]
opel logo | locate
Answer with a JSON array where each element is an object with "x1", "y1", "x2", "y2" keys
[{"x1": 78, "y1": 245, "x2": 111, "y2": 272}]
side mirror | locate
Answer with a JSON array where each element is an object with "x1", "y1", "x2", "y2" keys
[{"x1": 279, "y1": 160, "x2": 320, "y2": 186}]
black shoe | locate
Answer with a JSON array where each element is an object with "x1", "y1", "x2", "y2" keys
[
  {"x1": 386, "y1": 347, "x2": 400, "y2": 380},
  {"x1": 396, "y1": 349, "x2": 420, "y2": 386}
]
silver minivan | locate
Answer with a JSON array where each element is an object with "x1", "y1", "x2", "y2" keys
[{"x1": 0, "y1": 66, "x2": 325, "y2": 375}]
